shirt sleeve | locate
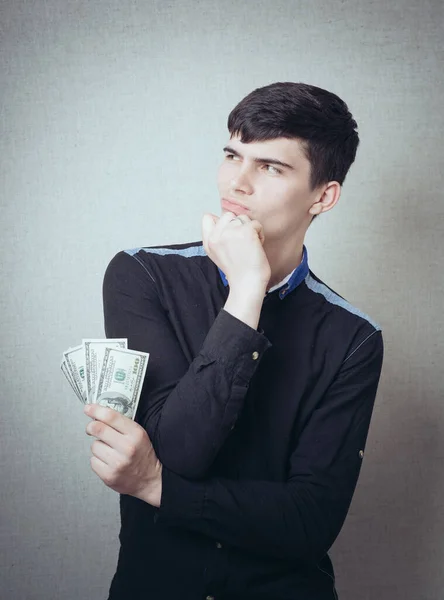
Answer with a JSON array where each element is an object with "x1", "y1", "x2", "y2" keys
[
  {"x1": 156, "y1": 329, "x2": 384, "y2": 564},
  {"x1": 102, "y1": 251, "x2": 272, "y2": 479}
]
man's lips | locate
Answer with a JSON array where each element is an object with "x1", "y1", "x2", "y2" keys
[{"x1": 221, "y1": 198, "x2": 250, "y2": 214}]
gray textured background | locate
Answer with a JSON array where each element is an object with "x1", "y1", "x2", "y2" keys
[{"x1": 1, "y1": 1, "x2": 443, "y2": 599}]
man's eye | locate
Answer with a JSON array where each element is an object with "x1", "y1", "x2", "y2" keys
[
  {"x1": 225, "y1": 153, "x2": 239, "y2": 161},
  {"x1": 264, "y1": 164, "x2": 281, "y2": 175}
]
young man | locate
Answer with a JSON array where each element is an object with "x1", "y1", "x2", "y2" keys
[{"x1": 85, "y1": 82, "x2": 384, "y2": 600}]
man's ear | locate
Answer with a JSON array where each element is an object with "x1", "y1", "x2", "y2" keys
[{"x1": 308, "y1": 181, "x2": 341, "y2": 217}]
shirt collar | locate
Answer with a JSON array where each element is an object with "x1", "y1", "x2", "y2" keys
[{"x1": 218, "y1": 245, "x2": 309, "y2": 300}]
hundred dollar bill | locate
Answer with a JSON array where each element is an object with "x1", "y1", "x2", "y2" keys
[
  {"x1": 63, "y1": 345, "x2": 87, "y2": 403},
  {"x1": 60, "y1": 358, "x2": 84, "y2": 403},
  {"x1": 93, "y1": 347, "x2": 149, "y2": 420},
  {"x1": 83, "y1": 339, "x2": 127, "y2": 403}
]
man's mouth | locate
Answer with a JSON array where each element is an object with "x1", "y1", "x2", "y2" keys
[{"x1": 221, "y1": 198, "x2": 250, "y2": 215}]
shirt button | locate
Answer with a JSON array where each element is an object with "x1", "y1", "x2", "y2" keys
[
  {"x1": 252, "y1": 351, "x2": 259, "y2": 360},
  {"x1": 216, "y1": 542, "x2": 222, "y2": 549},
  {"x1": 359, "y1": 450, "x2": 364, "y2": 459}
]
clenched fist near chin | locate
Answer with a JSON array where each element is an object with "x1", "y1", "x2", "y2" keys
[{"x1": 201, "y1": 211, "x2": 271, "y2": 290}]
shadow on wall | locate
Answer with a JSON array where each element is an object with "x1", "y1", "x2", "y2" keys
[{"x1": 332, "y1": 172, "x2": 444, "y2": 600}]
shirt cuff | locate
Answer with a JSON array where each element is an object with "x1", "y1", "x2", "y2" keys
[
  {"x1": 199, "y1": 308, "x2": 272, "y2": 385},
  {"x1": 156, "y1": 467, "x2": 206, "y2": 525}
]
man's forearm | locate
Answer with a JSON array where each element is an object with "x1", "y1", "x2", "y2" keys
[
  {"x1": 104, "y1": 253, "x2": 272, "y2": 481},
  {"x1": 148, "y1": 307, "x2": 271, "y2": 479},
  {"x1": 154, "y1": 469, "x2": 338, "y2": 564},
  {"x1": 223, "y1": 281, "x2": 267, "y2": 331}
]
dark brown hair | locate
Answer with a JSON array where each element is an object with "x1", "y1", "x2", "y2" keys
[{"x1": 228, "y1": 82, "x2": 359, "y2": 191}]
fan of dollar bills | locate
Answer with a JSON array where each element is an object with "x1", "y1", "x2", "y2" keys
[{"x1": 61, "y1": 339, "x2": 150, "y2": 420}]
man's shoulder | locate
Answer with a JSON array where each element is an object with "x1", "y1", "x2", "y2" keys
[
  {"x1": 115, "y1": 240, "x2": 209, "y2": 276},
  {"x1": 107, "y1": 240, "x2": 213, "y2": 288},
  {"x1": 302, "y1": 270, "x2": 383, "y2": 364},
  {"x1": 104, "y1": 240, "x2": 216, "y2": 301},
  {"x1": 304, "y1": 270, "x2": 382, "y2": 333},
  {"x1": 122, "y1": 239, "x2": 206, "y2": 260},
  {"x1": 105, "y1": 240, "x2": 208, "y2": 282}
]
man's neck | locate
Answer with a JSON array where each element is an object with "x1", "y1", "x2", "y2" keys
[{"x1": 264, "y1": 235, "x2": 305, "y2": 291}]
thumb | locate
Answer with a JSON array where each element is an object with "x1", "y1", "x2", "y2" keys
[{"x1": 201, "y1": 213, "x2": 218, "y2": 251}]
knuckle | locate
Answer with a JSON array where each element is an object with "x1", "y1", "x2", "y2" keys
[
  {"x1": 92, "y1": 421, "x2": 104, "y2": 436},
  {"x1": 104, "y1": 407, "x2": 115, "y2": 422},
  {"x1": 93, "y1": 406, "x2": 104, "y2": 421},
  {"x1": 126, "y1": 442, "x2": 137, "y2": 458},
  {"x1": 113, "y1": 458, "x2": 124, "y2": 472},
  {"x1": 134, "y1": 426, "x2": 145, "y2": 442},
  {"x1": 103, "y1": 474, "x2": 114, "y2": 487}
]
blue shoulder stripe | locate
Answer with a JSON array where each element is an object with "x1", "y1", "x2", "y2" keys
[
  {"x1": 305, "y1": 273, "x2": 381, "y2": 331},
  {"x1": 124, "y1": 245, "x2": 207, "y2": 258}
]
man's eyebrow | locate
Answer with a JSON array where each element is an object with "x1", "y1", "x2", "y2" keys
[{"x1": 223, "y1": 145, "x2": 294, "y2": 170}]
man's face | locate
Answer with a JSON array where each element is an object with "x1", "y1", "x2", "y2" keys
[{"x1": 217, "y1": 135, "x2": 321, "y2": 242}]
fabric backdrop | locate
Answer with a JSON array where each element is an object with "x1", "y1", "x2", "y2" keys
[{"x1": 1, "y1": 1, "x2": 443, "y2": 598}]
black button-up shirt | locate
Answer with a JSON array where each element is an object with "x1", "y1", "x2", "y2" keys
[{"x1": 102, "y1": 240, "x2": 384, "y2": 600}]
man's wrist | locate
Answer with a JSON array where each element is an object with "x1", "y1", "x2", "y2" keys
[
  {"x1": 229, "y1": 276, "x2": 268, "y2": 297},
  {"x1": 224, "y1": 283, "x2": 266, "y2": 330},
  {"x1": 137, "y1": 467, "x2": 163, "y2": 507}
]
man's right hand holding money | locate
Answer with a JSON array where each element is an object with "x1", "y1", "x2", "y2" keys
[{"x1": 85, "y1": 404, "x2": 162, "y2": 507}]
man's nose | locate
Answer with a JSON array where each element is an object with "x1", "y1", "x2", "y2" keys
[{"x1": 230, "y1": 167, "x2": 253, "y2": 195}]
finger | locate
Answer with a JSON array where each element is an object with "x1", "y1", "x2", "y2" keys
[
  {"x1": 249, "y1": 219, "x2": 265, "y2": 244},
  {"x1": 90, "y1": 455, "x2": 114, "y2": 486},
  {"x1": 86, "y1": 419, "x2": 127, "y2": 453},
  {"x1": 91, "y1": 439, "x2": 115, "y2": 465},
  {"x1": 217, "y1": 210, "x2": 240, "y2": 227},
  {"x1": 205, "y1": 212, "x2": 219, "y2": 224},
  {"x1": 228, "y1": 215, "x2": 264, "y2": 243},
  {"x1": 84, "y1": 403, "x2": 130, "y2": 434},
  {"x1": 232, "y1": 214, "x2": 250, "y2": 225},
  {"x1": 213, "y1": 211, "x2": 244, "y2": 236}
]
